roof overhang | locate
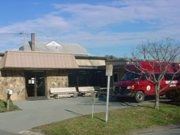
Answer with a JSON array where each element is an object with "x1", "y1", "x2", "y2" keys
[
  {"x1": 1, "y1": 51, "x2": 79, "y2": 69},
  {"x1": 76, "y1": 58, "x2": 106, "y2": 68}
]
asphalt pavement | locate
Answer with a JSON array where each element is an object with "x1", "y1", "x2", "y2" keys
[
  {"x1": 0, "y1": 97, "x2": 179, "y2": 135},
  {"x1": 0, "y1": 97, "x2": 138, "y2": 134}
]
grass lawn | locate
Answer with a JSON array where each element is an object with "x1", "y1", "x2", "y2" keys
[
  {"x1": 34, "y1": 103, "x2": 180, "y2": 135},
  {"x1": 0, "y1": 100, "x2": 19, "y2": 112}
]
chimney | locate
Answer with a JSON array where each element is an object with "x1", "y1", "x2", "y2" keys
[{"x1": 30, "y1": 33, "x2": 35, "y2": 51}]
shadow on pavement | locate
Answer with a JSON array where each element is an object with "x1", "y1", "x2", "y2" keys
[
  {"x1": 160, "y1": 100, "x2": 180, "y2": 106},
  {"x1": 64, "y1": 109, "x2": 83, "y2": 116}
]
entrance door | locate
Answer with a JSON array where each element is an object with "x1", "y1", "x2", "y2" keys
[{"x1": 25, "y1": 71, "x2": 46, "y2": 98}]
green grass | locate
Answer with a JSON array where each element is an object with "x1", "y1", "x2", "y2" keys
[
  {"x1": 0, "y1": 100, "x2": 19, "y2": 112},
  {"x1": 34, "y1": 103, "x2": 180, "y2": 135}
]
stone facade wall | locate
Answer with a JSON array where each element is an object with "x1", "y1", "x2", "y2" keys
[
  {"x1": 0, "y1": 70, "x2": 26, "y2": 101},
  {"x1": 46, "y1": 70, "x2": 69, "y2": 98},
  {"x1": 0, "y1": 69, "x2": 69, "y2": 100}
]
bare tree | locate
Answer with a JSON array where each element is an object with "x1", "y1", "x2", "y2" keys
[{"x1": 131, "y1": 38, "x2": 180, "y2": 109}]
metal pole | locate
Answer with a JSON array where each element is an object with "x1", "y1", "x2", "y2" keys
[
  {"x1": 6, "y1": 94, "x2": 10, "y2": 111},
  {"x1": 92, "y1": 92, "x2": 95, "y2": 118},
  {"x1": 105, "y1": 76, "x2": 110, "y2": 123}
]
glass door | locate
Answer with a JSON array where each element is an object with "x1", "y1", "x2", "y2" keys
[{"x1": 25, "y1": 71, "x2": 46, "y2": 98}]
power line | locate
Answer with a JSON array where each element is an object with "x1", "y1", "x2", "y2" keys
[{"x1": 0, "y1": 32, "x2": 30, "y2": 35}]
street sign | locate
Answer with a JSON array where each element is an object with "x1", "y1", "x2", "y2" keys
[{"x1": 106, "y1": 64, "x2": 113, "y2": 76}]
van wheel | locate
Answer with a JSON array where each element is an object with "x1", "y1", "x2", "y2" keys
[{"x1": 135, "y1": 91, "x2": 145, "y2": 103}]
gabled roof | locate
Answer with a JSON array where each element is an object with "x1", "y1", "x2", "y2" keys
[
  {"x1": 46, "y1": 41, "x2": 63, "y2": 47},
  {"x1": 19, "y1": 41, "x2": 88, "y2": 56},
  {"x1": 1, "y1": 51, "x2": 79, "y2": 69}
]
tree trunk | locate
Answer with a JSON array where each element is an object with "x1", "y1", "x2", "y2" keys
[{"x1": 155, "y1": 83, "x2": 160, "y2": 110}]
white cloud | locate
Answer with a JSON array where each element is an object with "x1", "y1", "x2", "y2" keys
[
  {"x1": 0, "y1": 14, "x2": 70, "y2": 33},
  {"x1": 0, "y1": 0, "x2": 179, "y2": 53},
  {"x1": 52, "y1": 0, "x2": 180, "y2": 45},
  {"x1": 54, "y1": 0, "x2": 180, "y2": 27}
]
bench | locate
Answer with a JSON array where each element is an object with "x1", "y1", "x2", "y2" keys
[
  {"x1": 49, "y1": 87, "x2": 78, "y2": 98},
  {"x1": 78, "y1": 86, "x2": 96, "y2": 96}
]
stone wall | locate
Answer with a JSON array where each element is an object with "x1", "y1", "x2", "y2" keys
[
  {"x1": 0, "y1": 70, "x2": 26, "y2": 101},
  {"x1": 46, "y1": 70, "x2": 69, "y2": 98},
  {"x1": 0, "y1": 69, "x2": 70, "y2": 100}
]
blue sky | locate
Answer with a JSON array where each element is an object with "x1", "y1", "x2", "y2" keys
[{"x1": 0, "y1": 0, "x2": 179, "y2": 57}]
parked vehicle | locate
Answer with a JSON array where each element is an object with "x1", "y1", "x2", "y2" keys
[{"x1": 114, "y1": 61, "x2": 180, "y2": 102}]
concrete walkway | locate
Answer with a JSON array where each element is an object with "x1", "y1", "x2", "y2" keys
[
  {"x1": 132, "y1": 125, "x2": 180, "y2": 135},
  {"x1": 0, "y1": 129, "x2": 19, "y2": 135},
  {"x1": 0, "y1": 97, "x2": 138, "y2": 134}
]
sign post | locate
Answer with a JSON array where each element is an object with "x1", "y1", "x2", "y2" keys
[
  {"x1": 91, "y1": 91, "x2": 96, "y2": 118},
  {"x1": 105, "y1": 64, "x2": 113, "y2": 123}
]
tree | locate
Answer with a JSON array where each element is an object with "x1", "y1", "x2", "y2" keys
[{"x1": 131, "y1": 38, "x2": 180, "y2": 110}]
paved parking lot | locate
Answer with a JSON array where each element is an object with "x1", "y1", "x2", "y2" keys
[{"x1": 0, "y1": 97, "x2": 139, "y2": 134}]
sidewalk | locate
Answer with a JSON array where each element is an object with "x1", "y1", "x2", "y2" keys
[{"x1": 132, "y1": 125, "x2": 180, "y2": 135}]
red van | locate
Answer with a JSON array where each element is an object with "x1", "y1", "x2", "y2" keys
[{"x1": 114, "y1": 61, "x2": 180, "y2": 102}]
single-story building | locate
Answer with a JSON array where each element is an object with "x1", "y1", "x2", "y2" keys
[
  {"x1": 0, "y1": 51, "x2": 106, "y2": 101},
  {"x1": 0, "y1": 34, "x2": 107, "y2": 101},
  {"x1": 0, "y1": 34, "x2": 128, "y2": 101}
]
